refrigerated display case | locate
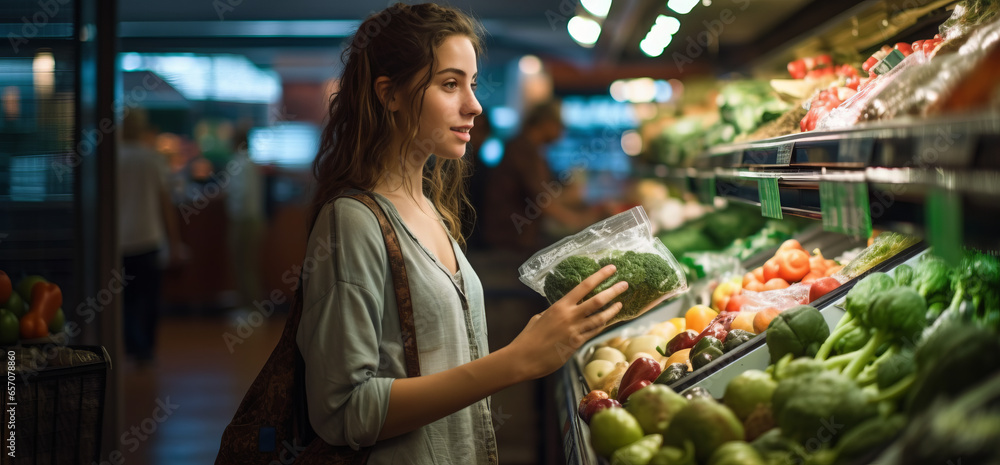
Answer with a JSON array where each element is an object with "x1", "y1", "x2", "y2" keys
[{"x1": 555, "y1": 1, "x2": 1000, "y2": 463}]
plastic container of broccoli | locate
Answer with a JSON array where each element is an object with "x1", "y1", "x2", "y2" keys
[{"x1": 518, "y1": 206, "x2": 688, "y2": 325}]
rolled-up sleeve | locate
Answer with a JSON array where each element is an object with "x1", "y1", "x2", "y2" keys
[{"x1": 296, "y1": 198, "x2": 393, "y2": 449}]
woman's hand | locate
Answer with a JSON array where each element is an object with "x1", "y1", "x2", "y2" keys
[{"x1": 507, "y1": 265, "x2": 627, "y2": 381}]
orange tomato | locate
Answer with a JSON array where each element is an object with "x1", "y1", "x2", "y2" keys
[
  {"x1": 726, "y1": 294, "x2": 745, "y2": 313},
  {"x1": 685, "y1": 305, "x2": 718, "y2": 334},
  {"x1": 752, "y1": 267, "x2": 765, "y2": 283},
  {"x1": 744, "y1": 280, "x2": 765, "y2": 292},
  {"x1": 665, "y1": 348, "x2": 692, "y2": 371},
  {"x1": 776, "y1": 249, "x2": 810, "y2": 282},
  {"x1": 778, "y1": 239, "x2": 805, "y2": 252},
  {"x1": 809, "y1": 252, "x2": 828, "y2": 273},
  {"x1": 731, "y1": 312, "x2": 757, "y2": 333},
  {"x1": 825, "y1": 265, "x2": 843, "y2": 277},
  {"x1": 763, "y1": 278, "x2": 790, "y2": 291},
  {"x1": 743, "y1": 272, "x2": 760, "y2": 289},
  {"x1": 753, "y1": 307, "x2": 781, "y2": 333},
  {"x1": 762, "y1": 258, "x2": 781, "y2": 282},
  {"x1": 801, "y1": 271, "x2": 824, "y2": 284}
]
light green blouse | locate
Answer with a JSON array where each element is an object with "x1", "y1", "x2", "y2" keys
[{"x1": 296, "y1": 192, "x2": 499, "y2": 465}]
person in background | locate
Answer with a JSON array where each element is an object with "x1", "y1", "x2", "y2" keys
[
  {"x1": 117, "y1": 108, "x2": 187, "y2": 364},
  {"x1": 225, "y1": 123, "x2": 266, "y2": 309},
  {"x1": 482, "y1": 100, "x2": 604, "y2": 253},
  {"x1": 293, "y1": 4, "x2": 627, "y2": 463}
]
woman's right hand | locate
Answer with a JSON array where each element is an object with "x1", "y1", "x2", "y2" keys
[{"x1": 506, "y1": 265, "x2": 628, "y2": 381}]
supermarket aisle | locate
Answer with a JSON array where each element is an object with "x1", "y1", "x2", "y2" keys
[
  {"x1": 118, "y1": 250, "x2": 555, "y2": 465},
  {"x1": 121, "y1": 311, "x2": 285, "y2": 465}
]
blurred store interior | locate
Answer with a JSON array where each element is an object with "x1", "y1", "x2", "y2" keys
[{"x1": 4, "y1": 0, "x2": 996, "y2": 463}]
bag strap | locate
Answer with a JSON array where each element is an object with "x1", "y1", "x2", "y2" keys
[
  {"x1": 350, "y1": 192, "x2": 421, "y2": 377},
  {"x1": 289, "y1": 192, "x2": 420, "y2": 373}
]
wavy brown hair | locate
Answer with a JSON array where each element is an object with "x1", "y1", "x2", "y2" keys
[{"x1": 310, "y1": 3, "x2": 485, "y2": 247}]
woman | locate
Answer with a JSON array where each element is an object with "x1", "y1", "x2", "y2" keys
[{"x1": 298, "y1": 4, "x2": 627, "y2": 463}]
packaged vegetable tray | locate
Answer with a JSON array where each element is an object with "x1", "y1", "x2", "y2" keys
[{"x1": 518, "y1": 206, "x2": 688, "y2": 325}]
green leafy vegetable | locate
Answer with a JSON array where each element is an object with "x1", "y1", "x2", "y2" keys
[{"x1": 766, "y1": 305, "x2": 830, "y2": 364}]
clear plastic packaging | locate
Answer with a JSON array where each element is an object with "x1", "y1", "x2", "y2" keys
[
  {"x1": 833, "y1": 232, "x2": 921, "y2": 281},
  {"x1": 816, "y1": 51, "x2": 930, "y2": 130},
  {"x1": 518, "y1": 206, "x2": 688, "y2": 325},
  {"x1": 737, "y1": 282, "x2": 814, "y2": 313},
  {"x1": 820, "y1": 15, "x2": 1000, "y2": 128}
]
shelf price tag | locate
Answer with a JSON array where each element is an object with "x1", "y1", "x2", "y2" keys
[
  {"x1": 697, "y1": 175, "x2": 717, "y2": 205},
  {"x1": 775, "y1": 143, "x2": 794, "y2": 166},
  {"x1": 838, "y1": 137, "x2": 874, "y2": 165},
  {"x1": 820, "y1": 181, "x2": 872, "y2": 237},
  {"x1": 926, "y1": 188, "x2": 963, "y2": 266},
  {"x1": 757, "y1": 177, "x2": 783, "y2": 219}
]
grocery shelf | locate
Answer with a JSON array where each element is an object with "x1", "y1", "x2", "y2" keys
[
  {"x1": 641, "y1": 112, "x2": 1000, "y2": 248},
  {"x1": 695, "y1": 111, "x2": 1000, "y2": 169}
]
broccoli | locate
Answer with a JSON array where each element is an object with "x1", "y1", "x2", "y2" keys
[
  {"x1": 821, "y1": 287, "x2": 926, "y2": 381},
  {"x1": 542, "y1": 255, "x2": 600, "y2": 304},
  {"x1": 765, "y1": 305, "x2": 830, "y2": 364},
  {"x1": 771, "y1": 370, "x2": 877, "y2": 446},
  {"x1": 814, "y1": 272, "x2": 895, "y2": 361},
  {"x1": 833, "y1": 414, "x2": 906, "y2": 464},
  {"x1": 911, "y1": 256, "x2": 952, "y2": 304},
  {"x1": 947, "y1": 250, "x2": 1000, "y2": 326},
  {"x1": 541, "y1": 251, "x2": 683, "y2": 323},
  {"x1": 893, "y1": 263, "x2": 914, "y2": 287},
  {"x1": 898, "y1": 371, "x2": 1000, "y2": 465},
  {"x1": 597, "y1": 251, "x2": 683, "y2": 322}
]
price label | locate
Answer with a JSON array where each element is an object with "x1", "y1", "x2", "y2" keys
[
  {"x1": 926, "y1": 188, "x2": 963, "y2": 266},
  {"x1": 775, "y1": 143, "x2": 794, "y2": 166},
  {"x1": 820, "y1": 182, "x2": 872, "y2": 237},
  {"x1": 820, "y1": 182, "x2": 841, "y2": 234},
  {"x1": 838, "y1": 137, "x2": 874, "y2": 165},
  {"x1": 698, "y1": 176, "x2": 716, "y2": 205},
  {"x1": 757, "y1": 177, "x2": 783, "y2": 219}
]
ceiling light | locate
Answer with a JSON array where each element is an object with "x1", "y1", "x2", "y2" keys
[
  {"x1": 518, "y1": 55, "x2": 542, "y2": 75},
  {"x1": 667, "y1": 0, "x2": 699, "y2": 15},
  {"x1": 655, "y1": 15, "x2": 681, "y2": 35},
  {"x1": 581, "y1": 0, "x2": 613, "y2": 18},
  {"x1": 640, "y1": 38, "x2": 666, "y2": 57},
  {"x1": 568, "y1": 16, "x2": 602, "y2": 47}
]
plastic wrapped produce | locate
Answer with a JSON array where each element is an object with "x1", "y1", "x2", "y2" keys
[{"x1": 519, "y1": 206, "x2": 688, "y2": 325}]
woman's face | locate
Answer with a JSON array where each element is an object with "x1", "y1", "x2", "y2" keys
[{"x1": 411, "y1": 35, "x2": 482, "y2": 160}]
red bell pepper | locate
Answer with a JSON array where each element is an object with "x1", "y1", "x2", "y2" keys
[
  {"x1": 20, "y1": 282, "x2": 61, "y2": 339},
  {"x1": 665, "y1": 330, "x2": 699, "y2": 356},
  {"x1": 619, "y1": 357, "x2": 662, "y2": 393},
  {"x1": 618, "y1": 379, "x2": 651, "y2": 403}
]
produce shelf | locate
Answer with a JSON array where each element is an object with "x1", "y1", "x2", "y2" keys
[
  {"x1": 556, "y1": 228, "x2": 878, "y2": 464},
  {"x1": 639, "y1": 113, "x2": 1000, "y2": 249}
]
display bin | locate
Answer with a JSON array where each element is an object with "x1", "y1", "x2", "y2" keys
[
  {"x1": 3, "y1": 345, "x2": 111, "y2": 465},
  {"x1": 556, "y1": 230, "x2": 923, "y2": 464}
]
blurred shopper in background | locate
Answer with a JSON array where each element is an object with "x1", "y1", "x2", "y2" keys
[
  {"x1": 225, "y1": 123, "x2": 265, "y2": 309},
  {"x1": 117, "y1": 108, "x2": 187, "y2": 364},
  {"x1": 482, "y1": 100, "x2": 603, "y2": 253}
]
